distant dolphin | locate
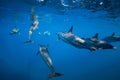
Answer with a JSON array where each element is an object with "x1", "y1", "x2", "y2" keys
[
  {"x1": 56, "y1": 26, "x2": 98, "y2": 51},
  {"x1": 83, "y1": 33, "x2": 117, "y2": 50},
  {"x1": 102, "y1": 32, "x2": 120, "y2": 43},
  {"x1": 10, "y1": 26, "x2": 20, "y2": 35},
  {"x1": 36, "y1": 45, "x2": 63, "y2": 78},
  {"x1": 24, "y1": 39, "x2": 34, "y2": 44}
]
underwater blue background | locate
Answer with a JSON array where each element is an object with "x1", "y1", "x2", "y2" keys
[{"x1": 0, "y1": 0, "x2": 120, "y2": 80}]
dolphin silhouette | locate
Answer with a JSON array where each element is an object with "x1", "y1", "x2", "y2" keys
[
  {"x1": 83, "y1": 33, "x2": 117, "y2": 50},
  {"x1": 10, "y1": 26, "x2": 20, "y2": 35},
  {"x1": 36, "y1": 45, "x2": 63, "y2": 78},
  {"x1": 102, "y1": 32, "x2": 120, "y2": 43}
]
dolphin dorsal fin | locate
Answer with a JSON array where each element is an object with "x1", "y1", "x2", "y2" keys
[
  {"x1": 68, "y1": 26, "x2": 73, "y2": 33},
  {"x1": 92, "y1": 33, "x2": 99, "y2": 39},
  {"x1": 111, "y1": 32, "x2": 115, "y2": 37}
]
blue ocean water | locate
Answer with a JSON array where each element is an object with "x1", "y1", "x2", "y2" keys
[{"x1": 0, "y1": 0, "x2": 120, "y2": 80}]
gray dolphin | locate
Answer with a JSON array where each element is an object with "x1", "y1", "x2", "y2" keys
[
  {"x1": 36, "y1": 45, "x2": 63, "y2": 78},
  {"x1": 10, "y1": 26, "x2": 20, "y2": 35},
  {"x1": 83, "y1": 33, "x2": 117, "y2": 50},
  {"x1": 102, "y1": 32, "x2": 120, "y2": 43},
  {"x1": 56, "y1": 26, "x2": 98, "y2": 51},
  {"x1": 23, "y1": 39, "x2": 34, "y2": 44}
]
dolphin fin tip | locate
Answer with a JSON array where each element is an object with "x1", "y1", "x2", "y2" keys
[
  {"x1": 93, "y1": 33, "x2": 99, "y2": 39},
  {"x1": 89, "y1": 47, "x2": 97, "y2": 52},
  {"x1": 68, "y1": 26, "x2": 73, "y2": 33}
]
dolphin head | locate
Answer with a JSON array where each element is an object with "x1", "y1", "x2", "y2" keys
[
  {"x1": 56, "y1": 32, "x2": 66, "y2": 39},
  {"x1": 56, "y1": 32, "x2": 73, "y2": 41}
]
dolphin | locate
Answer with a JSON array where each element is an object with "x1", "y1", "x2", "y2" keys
[
  {"x1": 36, "y1": 45, "x2": 63, "y2": 78},
  {"x1": 10, "y1": 26, "x2": 20, "y2": 35},
  {"x1": 83, "y1": 33, "x2": 117, "y2": 50},
  {"x1": 102, "y1": 32, "x2": 120, "y2": 43},
  {"x1": 56, "y1": 26, "x2": 98, "y2": 51},
  {"x1": 23, "y1": 39, "x2": 34, "y2": 44}
]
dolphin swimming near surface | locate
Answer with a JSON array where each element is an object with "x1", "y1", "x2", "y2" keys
[
  {"x1": 102, "y1": 32, "x2": 120, "y2": 43},
  {"x1": 56, "y1": 26, "x2": 99, "y2": 51},
  {"x1": 36, "y1": 45, "x2": 63, "y2": 78},
  {"x1": 83, "y1": 33, "x2": 117, "y2": 50}
]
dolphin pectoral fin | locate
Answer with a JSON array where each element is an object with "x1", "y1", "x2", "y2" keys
[
  {"x1": 92, "y1": 33, "x2": 99, "y2": 39},
  {"x1": 89, "y1": 47, "x2": 97, "y2": 52},
  {"x1": 68, "y1": 26, "x2": 73, "y2": 33},
  {"x1": 48, "y1": 72, "x2": 63, "y2": 78}
]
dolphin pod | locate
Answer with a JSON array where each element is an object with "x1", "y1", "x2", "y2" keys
[
  {"x1": 35, "y1": 26, "x2": 119, "y2": 79},
  {"x1": 56, "y1": 26, "x2": 118, "y2": 51},
  {"x1": 9, "y1": 8, "x2": 120, "y2": 79}
]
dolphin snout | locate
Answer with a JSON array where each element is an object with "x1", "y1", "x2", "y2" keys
[{"x1": 56, "y1": 32, "x2": 61, "y2": 36}]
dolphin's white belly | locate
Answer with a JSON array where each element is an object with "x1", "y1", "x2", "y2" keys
[
  {"x1": 75, "y1": 37, "x2": 85, "y2": 43},
  {"x1": 40, "y1": 51, "x2": 53, "y2": 67}
]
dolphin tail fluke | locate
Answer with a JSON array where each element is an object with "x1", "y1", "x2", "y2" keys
[
  {"x1": 92, "y1": 33, "x2": 99, "y2": 39},
  {"x1": 68, "y1": 26, "x2": 73, "y2": 33},
  {"x1": 48, "y1": 72, "x2": 63, "y2": 78}
]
